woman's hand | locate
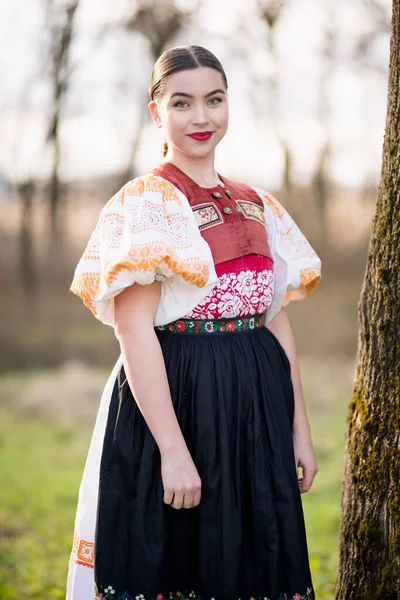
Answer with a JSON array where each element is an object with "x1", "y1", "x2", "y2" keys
[
  {"x1": 161, "y1": 447, "x2": 202, "y2": 509},
  {"x1": 267, "y1": 309, "x2": 318, "y2": 493},
  {"x1": 292, "y1": 429, "x2": 318, "y2": 493},
  {"x1": 115, "y1": 281, "x2": 200, "y2": 504}
]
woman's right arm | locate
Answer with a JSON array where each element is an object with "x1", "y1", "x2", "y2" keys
[{"x1": 114, "y1": 281, "x2": 202, "y2": 510}]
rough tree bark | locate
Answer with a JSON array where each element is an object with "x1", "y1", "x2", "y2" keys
[{"x1": 335, "y1": 2, "x2": 400, "y2": 599}]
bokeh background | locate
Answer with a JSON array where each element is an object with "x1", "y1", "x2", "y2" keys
[{"x1": 0, "y1": 0, "x2": 392, "y2": 598}]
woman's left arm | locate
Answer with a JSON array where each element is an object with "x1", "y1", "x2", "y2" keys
[{"x1": 266, "y1": 307, "x2": 319, "y2": 493}]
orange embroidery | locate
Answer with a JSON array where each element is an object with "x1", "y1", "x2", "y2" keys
[
  {"x1": 101, "y1": 175, "x2": 181, "y2": 209},
  {"x1": 283, "y1": 268, "x2": 321, "y2": 305},
  {"x1": 262, "y1": 192, "x2": 285, "y2": 219},
  {"x1": 72, "y1": 531, "x2": 95, "y2": 569},
  {"x1": 140, "y1": 175, "x2": 181, "y2": 203},
  {"x1": 73, "y1": 528, "x2": 79, "y2": 553},
  {"x1": 155, "y1": 178, "x2": 182, "y2": 203},
  {"x1": 280, "y1": 222, "x2": 296, "y2": 238},
  {"x1": 70, "y1": 173, "x2": 212, "y2": 323},
  {"x1": 278, "y1": 223, "x2": 318, "y2": 261},
  {"x1": 70, "y1": 272, "x2": 100, "y2": 315},
  {"x1": 124, "y1": 178, "x2": 145, "y2": 198},
  {"x1": 102, "y1": 242, "x2": 209, "y2": 288},
  {"x1": 299, "y1": 267, "x2": 321, "y2": 293}
]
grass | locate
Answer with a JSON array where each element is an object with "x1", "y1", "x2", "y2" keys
[
  {"x1": 0, "y1": 360, "x2": 351, "y2": 600},
  {"x1": 0, "y1": 411, "x2": 90, "y2": 599},
  {"x1": 302, "y1": 394, "x2": 347, "y2": 597}
]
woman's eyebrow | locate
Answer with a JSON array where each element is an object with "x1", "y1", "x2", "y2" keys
[{"x1": 170, "y1": 89, "x2": 226, "y2": 99}]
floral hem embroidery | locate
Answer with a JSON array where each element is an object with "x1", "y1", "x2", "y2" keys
[
  {"x1": 94, "y1": 585, "x2": 314, "y2": 600},
  {"x1": 155, "y1": 314, "x2": 264, "y2": 334}
]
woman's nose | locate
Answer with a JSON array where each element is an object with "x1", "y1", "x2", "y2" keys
[{"x1": 192, "y1": 104, "x2": 209, "y2": 125}]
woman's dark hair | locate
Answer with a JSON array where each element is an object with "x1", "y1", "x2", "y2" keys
[{"x1": 149, "y1": 45, "x2": 228, "y2": 157}]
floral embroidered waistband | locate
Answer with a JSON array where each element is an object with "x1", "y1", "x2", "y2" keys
[{"x1": 155, "y1": 314, "x2": 265, "y2": 334}]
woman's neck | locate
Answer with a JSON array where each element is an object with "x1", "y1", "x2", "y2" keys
[{"x1": 162, "y1": 151, "x2": 223, "y2": 188}]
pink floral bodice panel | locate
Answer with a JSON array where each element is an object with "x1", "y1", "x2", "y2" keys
[{"x1": 183, "y1": 254, "x2": 274, "y2": 320}]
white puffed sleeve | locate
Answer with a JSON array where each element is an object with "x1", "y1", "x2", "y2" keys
[
  {"x1": 70, "y1": 174, "x2": 217, "y2": 326},
  {"x1": 252, "y1": 186, "x2": 322, "y2": 325}
]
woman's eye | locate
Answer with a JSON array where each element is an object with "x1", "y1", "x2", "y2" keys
[
  {"x1": 208, "y1": 97, "x2": 222, "y2": 105},
  {"x1": 173, "y1": 97, "x2": 222, "y2": 108}
]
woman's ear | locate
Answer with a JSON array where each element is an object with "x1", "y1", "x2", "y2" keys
[{"x1": 148, "y1": 100, "x2": 162, "y2": 128}]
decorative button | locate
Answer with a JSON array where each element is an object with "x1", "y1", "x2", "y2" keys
[
  {"x1": 225, "y1": 190, "x2": 232, "y2": 198},
  {"x1": 223, "y1": 206, "x2": 233, "y2": 214},
  {"x1": 212, "y1": 191, "x2": 223, "y2": 199}
]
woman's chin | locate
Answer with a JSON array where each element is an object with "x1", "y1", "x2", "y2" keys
[{"x1": 180, "y1": 143, "x2": 218, "y2": 159}]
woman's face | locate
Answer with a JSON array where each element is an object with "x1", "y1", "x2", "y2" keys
[{"x1": 149, "y1": 66, "x2": 229, "y2": 158}]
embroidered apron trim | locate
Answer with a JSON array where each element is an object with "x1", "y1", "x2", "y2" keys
[
  {"x1": 155, "y1": 314, "x2": 265, "y2": 334},
  {"x1": 94, "y1": 584, "x2": 314, "y2": 600}
]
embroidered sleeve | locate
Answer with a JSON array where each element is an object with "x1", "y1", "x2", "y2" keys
[
  {"x1": 252, "y1": 186, "x2": 322, "y2": 322},
  {"x1": 70, "y1": 174, "x2": 211, "y2": 326}
]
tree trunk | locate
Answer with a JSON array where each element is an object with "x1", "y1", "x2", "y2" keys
[
  {"x1": 312, "y1": 139, "x2": 330, "y2": 250},
  {"x1": 18, "y1": 180, "x2": 37, "y2": 299},
  {"x1": 257, "y1": 3, "x2": 294, "y2": 194},
  {"x1": 335, "y1": 2, "x2": 400, "y2": 599},
  {"x1": 118, "y1": 99, "x2": 149, "y2": 185},
  {"x1": 45, "y1": 0, "x2": 78, "y2": 240}
]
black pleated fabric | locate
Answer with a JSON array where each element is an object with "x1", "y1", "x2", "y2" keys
[{"x1": 94, "y1": 326, "x2": 315, "y2": 600}]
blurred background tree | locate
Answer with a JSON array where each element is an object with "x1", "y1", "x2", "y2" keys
[{"x1": 45, "y1": 0, "x2": 79, "y2": 246}]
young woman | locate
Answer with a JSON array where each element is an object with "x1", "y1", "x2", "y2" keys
[{"x1": 67, "y1": 45, "x2": 322, "y2": 600}]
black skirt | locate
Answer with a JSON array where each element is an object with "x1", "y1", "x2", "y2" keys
[{"x1": 94, "y1": 325, "x2": 315, "y2": 600}]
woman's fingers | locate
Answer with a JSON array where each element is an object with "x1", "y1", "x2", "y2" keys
[
  {"x1": 192, "y1": 488, "x2": 202, "y2": 507},
  {"x1": 299, "y1": 460, "x2": 319, "y2": 493},
  {"x1": 163, "y1": 489, "x2": 174, "y2": 505},
  {"x1": 166, "y1": 487, "x2": 201, "y2": 509},
  {"x1": 171, "y1": 491, "x2": 185, "y2": 509},
  {"x1": 163, "y1": 487, "x2": 202, "y2": 510},
  {"x1": 161, "y1": 450, "x2": 202, "y2": 509},
  {"x1": 181, "y1": 486, "x2": 202, "y2": 509}
]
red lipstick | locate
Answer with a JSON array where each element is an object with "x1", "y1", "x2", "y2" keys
[{"x1": 188, "y1": 131, "x2": 213, "y2": 141}]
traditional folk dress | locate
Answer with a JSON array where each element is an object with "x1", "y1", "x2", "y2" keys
[{"x1": 67, "y1": 161, "x2": 322, "y2": 600}]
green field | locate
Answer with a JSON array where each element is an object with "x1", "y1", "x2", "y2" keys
[{"x1": 0, "y1": 359, "x2": 351, "y2": 600}]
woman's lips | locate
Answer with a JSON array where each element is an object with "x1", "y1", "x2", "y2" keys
[{"x1": 188, "y1": 131, "x2": 213, "y2": 141}]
